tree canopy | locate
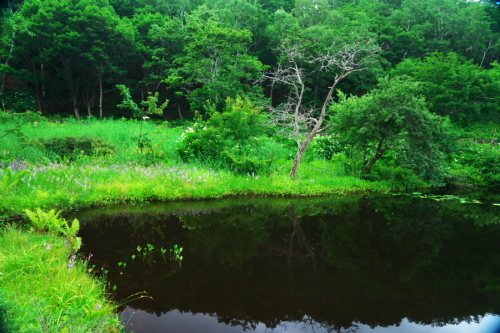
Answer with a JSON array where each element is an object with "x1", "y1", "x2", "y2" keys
[
  {"x1": 0, "y1": 0, "x2": 498, "y2": 118},
  {"x1": 330, "y1": 76, "x2": 445, "y2": 183}
]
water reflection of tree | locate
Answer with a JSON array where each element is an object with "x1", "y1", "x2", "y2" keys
[
  {"x1": 76, "y1": 195, "x2": 500, "y2": 331},
  {"x1": 270, "y1": 316, "x2": 361, "y2": 333},
  {"x1": 318, "y1": 195, "x2": 500, "y2": 326},
  {"x1": 288, "y1": 205, "x2": 317, "y2": 271}
]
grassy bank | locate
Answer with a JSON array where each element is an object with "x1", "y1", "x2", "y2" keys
[
  {"x1": 0, "y1": 161, "x2": 400, "y2": 218},
  {"x1": 0, "y1": 225, "x2": 123, "y2": 332},
  {"x1": 0, "y1": 114, "x2": 432, "y2": 218}
]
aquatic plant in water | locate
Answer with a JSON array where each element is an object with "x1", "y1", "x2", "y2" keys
[
  {"x1": 395, "y1": 192, "x2": 483, "y2": 204},
  {"x1": 171, "y1": 244, "x2": 183, "y2": 267}
]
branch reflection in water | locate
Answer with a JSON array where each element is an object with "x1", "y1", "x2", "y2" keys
[{"x1": 73, "y1": 192, "x2": 500, "y2": 333}]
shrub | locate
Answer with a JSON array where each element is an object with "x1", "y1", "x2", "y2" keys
[
  {"x1": 373, "y1": 164, "x2": 427, "y2": 189},
  {"x1": 309, "y1": 135, "x2": 345, "y2": 160},
  {"x1": 449, "y1": 141, "x2": 500, "y2": 186},
  {"x1": 177, "y1": 97, "x2": 273, "y2": 174}
]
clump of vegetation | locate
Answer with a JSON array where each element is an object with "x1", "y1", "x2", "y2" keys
[
  {"x1": 178, "y1": 96, "x2": 288, "y2": 174},
  {"x1": 24, "y1": 208, "x2": 81, "y2": 251},
  {"x1": 0, "y1": 211, "x2": 122, "y2": 332},
  {"x1": 39, "y1": 136, "x2": 116, "y2": 161},
  {"x1": 449, "y1": 141, "x2": 500, "y2": 186}
]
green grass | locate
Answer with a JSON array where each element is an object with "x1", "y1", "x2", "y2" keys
[
  {"x1": 5, "y1": 117, "x2": 185, "y2": 166},
  {"x1": 0, "y1": 226, "x2": 123, "y2": 332},
  {"x1": 0, "y1": 162, "x2": 399, "y2": 215},
  {"x1": 0, "y1": 115, "x2": 429, "y2": 216}
]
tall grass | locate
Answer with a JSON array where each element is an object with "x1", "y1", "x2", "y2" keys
[
  {"x1": 0, "y1": 226, "x2": 123, "y2": 332},
  {"x1": 0, "y1": 161, "x2": 397, "y2": 216},
  {"x1": 2, "y1": 116, "x2": 184, "y2": 165},
  {"x1": 0, "y1": 115, "x2": 428, "y2": 217}
]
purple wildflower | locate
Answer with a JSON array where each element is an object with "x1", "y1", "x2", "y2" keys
[
  {"x1": 9, "y1": 160, "x2": 27, "y2": 171},
  {"x1": 68, "y1": 255, "x2": 77, "y2": 269}
]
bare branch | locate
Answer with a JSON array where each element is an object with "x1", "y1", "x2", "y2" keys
[{"x1": 261, "y1": 34, "x2": 381, "y2": 178}]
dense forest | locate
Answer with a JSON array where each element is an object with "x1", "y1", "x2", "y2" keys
[
  {"x1": 1, "y1": 0, "x2": 500, "y2": 186},
  {"x1": 1, "y1": 0, "x2": 500, "y2": 118}
]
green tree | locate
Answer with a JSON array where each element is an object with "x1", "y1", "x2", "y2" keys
[
  {"x1": 204, "y1": 0, "x2": 270, "y2": 57},
  {"x1": 16, "y1": 0, "x2": 133, "y2": 117},
  {"x1": 392, "y1": 52, "x2": 500, "y2": 123},
  {"x1": 0, "y1": 2, "x2": 29, "y2": 110},
  {"x1": 166, "y1": 8, "x2": 266, "y2": 113},
  {"x1": 381, "y1": 0, "x2": 496, "y2": 66},
  {"x1": 141, "y1": 16, "x2": 185, "y2": 90},
  {"x1": 131, "y1": 13, "x2": 187, "y2": 118},
  {"x1": 330, "y1": 76, "x2": 445, "y2": 183}
]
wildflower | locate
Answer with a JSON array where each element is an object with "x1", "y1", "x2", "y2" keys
[
  {"x1": 68, "y1": 254, "x2": 77, "y2": 268},
  {"x1": 95, "y1": 304, "x2": 102, "y2": 310},
  {"x1": 9, "y1": 160, "x2": 27, "y2": 171},
  {"x1": 44, "y1": 243, "x2": 52, "y2": 250}
]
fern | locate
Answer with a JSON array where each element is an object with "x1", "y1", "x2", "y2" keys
[
  {"x1": 0, "y1": 168, "x2": 28, "y2": 192},
  {"x1": 24, "y1": 209, "x2": 82, "y2": 251}
]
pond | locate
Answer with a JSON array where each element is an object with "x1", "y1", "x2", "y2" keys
[{"x1": 72, "y1": 191, "x2": 500, "y2": 333}]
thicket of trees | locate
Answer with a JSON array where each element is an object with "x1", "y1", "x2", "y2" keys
[
  {"x1": 1, "y1": 0, "x2": 500, "y2": 182},
  {"x1": 1, "y1": 0, "x2": 499, "y2": 120}
]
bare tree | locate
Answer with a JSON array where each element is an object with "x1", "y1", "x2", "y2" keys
[{"x1": 261, "y1": 37, "x2": 380, "y2": 178}]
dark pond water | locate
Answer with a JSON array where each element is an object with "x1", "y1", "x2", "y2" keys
[{"x1": 72, "y1": 191, "x2": 500, "y2": 333}]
